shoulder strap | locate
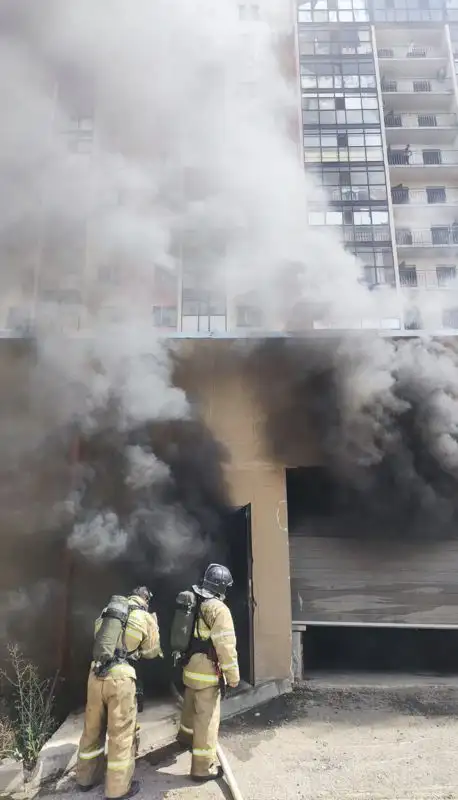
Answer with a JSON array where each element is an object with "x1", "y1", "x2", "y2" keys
[{"x1": 120, "y1": 601, "x2": 144, "y2": 658}]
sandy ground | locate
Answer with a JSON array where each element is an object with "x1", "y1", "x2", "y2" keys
[{"x1": 39, "y1": 682, "x2": 458, "y2": 800}]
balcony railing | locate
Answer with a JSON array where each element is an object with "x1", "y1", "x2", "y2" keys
[
  {"x1": 378, "y1": 45, "x2": 446, "y2": 59},
  {"x1": 388, "y1": 149, "x2": 458, "y2": 166},
  {"x1": 399, "y1": 266, "x2": 458, "y2": 288},
  {"x1": 381, "y1": 78, "x2": 453, "y2": 94},
  {"x1": 343, "y1": 226, "x2": 391, "y2": 244},
  {"x1": 384, "y1": 113, "x2": 457, "y2": 129},
  {"x1": 396, "y1": 227, "x2": 458, "y2": 247},
  {"x1": 392, "y1": 187, "x2": 458, "y2": 205}
]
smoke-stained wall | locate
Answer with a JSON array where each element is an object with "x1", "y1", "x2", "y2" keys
[{"x1": 175, "y1": 339, "x2": 319, "y2": 682}]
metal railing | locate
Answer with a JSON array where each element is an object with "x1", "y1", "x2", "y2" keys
[
  {"x1": 399, "y1": 266, "x2": 458, "y2": 288},
  {"x1": 343, "y1": 227, "x2": 391, "y2": 244},
  {"x1": 381, "y1": 78, "x2": 452, "y2": 93},
  {"x1": 377, "y1": 45, "x2": 446, "y2": 59},
  {"x1": 384, "y1": 113, "x2": 457, "y2": 129},
  {"x1": 388, "y1": 149, "x2": 458, "y2": 166},
  {"x1": 330, "y1": 187, "x2": 387, "y2": 202},
  {"x1": 396, "y1": 227, "x2": 458, "y2": 246},
  {"x1": 392, "y1": 187, "x2": 458, "y2": 205}
]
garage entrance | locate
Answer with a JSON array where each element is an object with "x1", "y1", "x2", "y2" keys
[
  {"x1": 287, "y1": 467, "x2": 458, "y2": 675},
  {"x1": 67, "y1": 503, "x2": 255, "y2": 706}
]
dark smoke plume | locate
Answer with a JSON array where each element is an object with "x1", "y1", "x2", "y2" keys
[{"x1": 248, "y1": 336, "x2": 458, "y2": 540}]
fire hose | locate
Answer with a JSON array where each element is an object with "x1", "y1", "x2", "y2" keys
[{"x1": 170, "y1": 681, "x2": 245, "y2": 800}]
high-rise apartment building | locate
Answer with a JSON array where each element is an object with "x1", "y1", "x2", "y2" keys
[
  {"x1": 298, "y1": 0, "x2": 458, "y2": 332},
  {"x1": 5, "y1": 0, "x2": 458, "y2": 336}
]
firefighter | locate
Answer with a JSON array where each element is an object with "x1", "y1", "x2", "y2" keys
[
  {"x1": 177, "y1": 563, "x2": 240, "y2": 782},
  {"x1": 76, "y1": 587, "x2": 163, "y2": 799}
]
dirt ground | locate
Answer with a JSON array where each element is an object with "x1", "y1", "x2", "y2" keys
[{"x1": 41, "y1": 681, "x2": 458, "y2": 800}]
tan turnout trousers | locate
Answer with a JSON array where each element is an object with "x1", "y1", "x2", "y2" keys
[
  {"x1": 76, "y1": 671, "x2": 137, "y2": 798},
  {"x1": 177, "y1": 685, "x2": 221, "y2": 777}
]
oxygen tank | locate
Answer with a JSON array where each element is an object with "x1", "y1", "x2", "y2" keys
[
  {"x1": 170, "y1": 590, "x2": 198, "y2": 661},
  {"x1": 93, "y1": 595, "x2": 130, "y2": 670}
]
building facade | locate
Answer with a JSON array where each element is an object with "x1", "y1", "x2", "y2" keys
[{"x1": 298, "y1": 0, "x2": 458, "y2": 331}]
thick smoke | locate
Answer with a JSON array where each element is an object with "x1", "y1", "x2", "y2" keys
[
  {"x1": 1, "y1": 0, "x2": 458, "y2": 601},
  {"x1": 0, "y1": 0, "x2": 382, "y2": 581},
  {"x1": 247, "y1": 336, "x2": 458, "y2": 541}
]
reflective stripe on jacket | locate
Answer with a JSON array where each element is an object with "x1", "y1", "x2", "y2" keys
[
  {"x1": 93, "y1": 595, "x2": 163, "y2": 680},
  {"x1": 183, "y1": 597, "x2": 240, "y2": 691}
]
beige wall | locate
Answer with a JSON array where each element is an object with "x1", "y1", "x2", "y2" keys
[{"x1": 179, "y1": 341, "x2": 292, "y2": 683}]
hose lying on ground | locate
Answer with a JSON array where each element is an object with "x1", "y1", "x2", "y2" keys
[{"x1": 170, "y1": 681, "x2": 245, "y2": 800}]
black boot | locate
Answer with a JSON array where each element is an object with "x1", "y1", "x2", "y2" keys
[
  {"x1": 106, "y1": 780, "x2": 140, "y2": 800},
  {"x1": 191, "y1": 766, "x2": 223, "y2": 783}
]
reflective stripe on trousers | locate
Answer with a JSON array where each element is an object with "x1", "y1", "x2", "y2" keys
[
  {"x1": 76, "y1": 670, "x2": 137, "y2": 799},
  {"x1": 178, "y1": 686, "x2": 221, "y2": 778},
  {"x1": 78, "y1": 746, "x2": 105, "y2": 760},
  {"x1": 183, "y1": 669, "x2": 219, "y2": 685}
]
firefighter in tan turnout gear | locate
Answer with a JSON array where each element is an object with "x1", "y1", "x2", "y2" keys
[
  {"x1": 76, "y1": 587, "x2": 162, "y2": 800},
  {"x1": 177, "y1": 564, "x2": 240, "y2": 782}
]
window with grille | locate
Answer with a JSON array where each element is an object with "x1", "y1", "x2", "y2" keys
[
  {"x1": 423, "y1": 149, "x2": 441, "y2": 164},
  {"x1": 436, "y1": 266, "x2": 457, "y2": 286},
  {"x1": 392, "y1": 185, "x2": 410, "y2": 203},
  {"x1": 418, "y1": 114, "x2": 437, "y2": 126},
  {"x1": 432, "y1": 226, "x2": 450, "y2": 244},
  {"x1": 413, "y1": 80, "x2": 431, "y2": 91},
  {"x1": 426, "y1": 187, "x2": 446, "y2": 203},
  {"x1": 399, "y1": 266, "x2": 418, "y2": 287}
]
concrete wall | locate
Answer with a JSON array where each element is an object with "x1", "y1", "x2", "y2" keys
[{"x1": 177, "y1": 341, "x2": 292, "y2": 683}]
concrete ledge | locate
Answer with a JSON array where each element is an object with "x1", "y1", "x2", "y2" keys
[
  {"x1": 29, "y1": 711, "x2": 81, "y2": 788},
  {"x1": 222, "y1": 678, "x2": 292, "y2": 721},
  {"x1": 0, "y1": 759, "x2": 24, "y2": 797}
]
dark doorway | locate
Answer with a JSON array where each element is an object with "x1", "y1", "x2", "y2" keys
[
  {"x1": 223, "y1": 505, "x2": 255, "y2": 685},
  {"x1": 304, "y1": 625, "x2": 458, "y2": 675}
]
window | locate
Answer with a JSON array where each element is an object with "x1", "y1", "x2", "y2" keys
[
  {"x1": 392, "y1": 184, "x2": 410, "y2": 204},
  {"x1": 335, "y1": 97, "x2": 346, "y2": 110},
  {"x1": 436, "y1": 266, "x2": 457, "y2": 286},
  {"x1": 399, "y1": 266, "x2": 418, "y2": 287},
  {"x1": 418, "y1": 114, "x2": 437, "y2": 127},
  {"x1": 181, "y1": 287, "x2": 227, "y2": 334},
  {"x1": 236, "y1": 304, "x2": 263, "y2": 327},
  {"x1": 432, "y1": 226, "x2": 450, "y2": 244},
  {"x1": 413, "y1": 80, "x2": 431, "y2": 91},
  {"x1": 423, "y1": 149, "x2": 442, "y2": 164},
  {"x1": 442, "y1": 307, "x2": 458, "y2": 328},
  {"x1": 337, "y1": 132, "x2": 348, "y2": 147},
  {"x1": 152, "y1": 305, "x2": 178, "y2": 328},
  {"x1": 405, "y1": 307, "x2": 422, "y2": 330},
  {"x1": 426, "y1": 186, "x2": 446, "y2": 203}
]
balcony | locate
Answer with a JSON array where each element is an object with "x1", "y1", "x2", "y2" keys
[
  {"x1": 392, "y1": 186, "x2": 458, "y2": 206},
  {"x1": 381, "y1": 78, "x2": 452, "y2": 94},
  {"x1": 399, "y1": 265, "x2": 457, "y2": 289},
  {"x1": 343, "y1": 226, "x2": 391, "y2": 245},
  {"x1": 396, "y1": 226, "x2": 458, "y2": 251},
  {"x1": 388, "y1": 150, "x2": 458, "y2": 176},
  {"x1": 384, "y1": 113, "x2": 458, "y2": 145},
  {"x1": 378, "y1": 45, "x2": 446, "y2": 59},
  {"x1": 377, "y1": 44, "x2": 450, "y2": 77},
  {"x1": 381, "y1": 78, "x2": 453, "y2": 112}
]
